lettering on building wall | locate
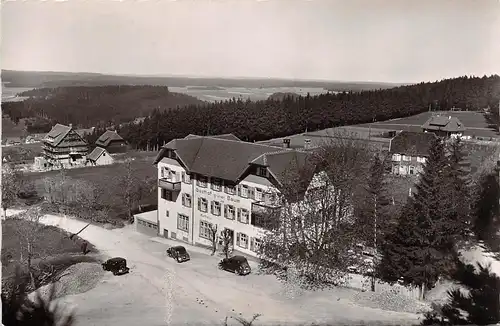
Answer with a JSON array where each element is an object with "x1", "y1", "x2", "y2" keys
[
  {"x1": 227, "y1": 196, "x2": 240, "y2": 204},
  {"x1": 195, "y1": 186, "x2": 241, "y2": 204},
  {"x1": 200, "y1": 213, "x2": 212, "y2": 220}
]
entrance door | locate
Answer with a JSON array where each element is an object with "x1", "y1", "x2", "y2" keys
[{"x1": 163, "y1": 229, "x2": 169, "y2": 238}]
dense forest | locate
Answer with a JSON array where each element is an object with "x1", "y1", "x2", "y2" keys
[
  {"x1": 120, "y1": 75, "x2": 500, "y2": 150},
  {"x1": 2, "y1": 86, "x2": 204, "y2": 128}
]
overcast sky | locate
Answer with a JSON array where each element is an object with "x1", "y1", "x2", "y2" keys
[{"x1": 2, "y1": 0, "x2": 499, "y2": 83}]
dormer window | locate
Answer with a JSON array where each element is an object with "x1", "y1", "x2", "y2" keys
[
  {"x1": 211, "y1": 178, "x2": 222, "y2": 191},
  {"x1": 197, "y1": 175, "x2": 208, "y2": 188},
  {"x1": 256, "y1": 166, "x2": 267, "y2": 177}
]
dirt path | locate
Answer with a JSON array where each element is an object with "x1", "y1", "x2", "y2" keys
[{"x1": 12, "y1": 211, "x2": 421, "y2": 326}]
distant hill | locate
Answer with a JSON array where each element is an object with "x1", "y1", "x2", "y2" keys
[
  {"x1": 2, "y1": 85, "x2": 204, "y2": 128},
  {"x1": 2, "y1": 69, "x2": 404, "y2": 91},
  {"x1": 267, "y1": 92, "x2": 301, "y2": 101}
]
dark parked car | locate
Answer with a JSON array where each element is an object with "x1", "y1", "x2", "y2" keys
[
  {"x1": 166, "y1": 246, "x2": 190, "y2": 263},
  {"x1": 218, "y1": 255, "x2": 251, "y2": 275},
  {"x1": 102, "y1": 257, "x2": 130, "y2": 276}
]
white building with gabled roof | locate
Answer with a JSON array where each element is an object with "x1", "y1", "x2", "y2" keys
[{"x1": 153, "y1": 133, "x2": 322, "y2": 257}]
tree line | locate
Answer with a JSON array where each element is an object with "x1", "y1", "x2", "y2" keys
[{"x1": 120, "y1": 75, "x2": 500, "y2": 150}]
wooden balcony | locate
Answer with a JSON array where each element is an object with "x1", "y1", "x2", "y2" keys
[
  {"x1": 158, "y1": 178, "x2": 181, "y2": 192},
  {"x1": 251, "y1": 201, "x2": 281, "y2": 215}
]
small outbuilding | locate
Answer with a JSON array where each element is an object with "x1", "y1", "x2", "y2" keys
[
  {"x1": 86, "y1": 147, "x2": 113, "y2": 166},
  {"x1": 134, "y1": 210, "x2": 158, "y2": 237}
]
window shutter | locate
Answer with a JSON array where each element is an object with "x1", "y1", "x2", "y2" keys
[
  {"x1": 236, "y1": 233, "x2": 240, "y2": 246},
  {"x1": 181, "y1": 172, "x2": 185, "y2": 182},
  {"x1": 250, "y1": 238, "x2": 255, "y2": 251},
  {"x1": 237, "y1": 208, "x2": 241, "y2": 220},
  {"x1": 224, "y1": 205, "x2": 228, "y2": 218},
  {"x1": 198, "y1": 198, "x2": 201, "y2": 210},
  {"x1": 210, "y1": 201, "x2": 214, "y2": 214},
  {"x1": 237, "y1": 185, "x2": 241, "y2": 196}
]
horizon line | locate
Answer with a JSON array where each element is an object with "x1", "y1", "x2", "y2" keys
[{"x1": 2, "y1": 68, "x2": 414, "y2": 85}]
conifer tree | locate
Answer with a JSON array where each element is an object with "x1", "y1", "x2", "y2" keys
[
  {"x1": 378, "y1": 137, "x2": 459, "y2": 297},
  {"x1": 444, "y1": 137, "x2": 472, "y2": 242},
  {"x1": 472, "y1": 170, "x2": 500, "y2": 248},
  {"x1": 422, "y1": 261, "x2": 500, "y2": 326}
]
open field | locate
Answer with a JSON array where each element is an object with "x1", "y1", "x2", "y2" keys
[
  {"x1": 23, "y1": 153, "x2": 158, "y2": 222},
  {"x1": 356, "y1": 111, "x2": 499, "y2": 139}
]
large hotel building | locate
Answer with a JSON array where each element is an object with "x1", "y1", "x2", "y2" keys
[{"x1": 153, "y1": 133, "x2": 313, "y2": 257}]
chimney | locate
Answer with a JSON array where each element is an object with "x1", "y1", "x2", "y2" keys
[
  {"x1": 69, "y1": 123, "x2": 73, "y2": 129},
  {"x1": 283, "y1": 138, "x2": 291, "y2": 148},
  {"x1": 304, "y1": 138, "x2": 312, "y2": 149}
]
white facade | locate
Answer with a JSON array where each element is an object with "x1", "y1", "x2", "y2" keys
[
  {"x1": 87, "y1": 149, "x2": 114, "y2": 166},
  {"x1": 156, "y1": 157, "x2": 278, "y2": 257}
]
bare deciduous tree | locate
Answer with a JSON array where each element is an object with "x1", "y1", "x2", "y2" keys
[
  {"x1": 14, "y1": 207, "x2": 46, "y2": 289},
  {"x1": 117, "y1": 159, "x2": 142, "y2": 221},
  {"x1": 259, "y1": 132, "x2": 373, "y2": 289},
  {"x1": 2, "y1": 164, "x2": 22, "y2": 218},
  {"x1": 219, "y1": 229, "x2": 233, "y2": 259},
  {"x1": 208, "y1": 224, "x2": 218, "y2": 256}
]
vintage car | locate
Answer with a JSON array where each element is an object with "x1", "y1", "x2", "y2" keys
[
  {"x1": 102, "y1": 257, "x2": 130, "y2": 276},
  {"x1": 166, "y1": 246, "x2": 191, "y2": 263},
  {"x1": 218, "y1": 255, "x2": 251, "y2": 276}
]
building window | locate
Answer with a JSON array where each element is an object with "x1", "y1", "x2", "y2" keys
[
  {"x1": 409, "y1": 166, "x2": 415, "y2": 175},
  {"x1": 225, "y1": 184, "x2": 236, "y2": 195},
  {"x1": 237, "y1": 208, "x2": 249, "y2": 224},
  {"x1": 403, "y1": 155, "x2": 411, "y2": 161},
  {"x1": 224, "y1": 205, "x2": 236, "y2": 220},
  {"x1": 211, "y1": 178, "x2": 222, "y2": 191},
  {"x1": 198, "y1": 198, "x2": 208, "y2": 212},
  {"x1": 182, "y1": 172, "x2": 191, "y2": 184},
  {"x1": 165, "y1": 210, "x2": 169, "y2": 217},
  {"x1": 197, "y1": 176, "x2": 208, "y2": 188},
  {"x1": 417, "y1": 157, "x2": 426, "y2": 163},
  {"x1": 211, "y1": 201, "x2": 221, "y2": 216},
  {"x1": 237, "y1": 233, "x2": 249, "y2": 249},
  {"x1": 161, "y1": 167, "x2": 171, "y2": 179},
  {"x1": 238, "y1": 185, "x2": 249, "y2": 198},
  {"x1": 167, "y1": 150, "x2": 177, "y2": 159},
  {"x1": 182, "y1": 193, "x2": 192, "y2": 207},
  {"x1": 256, "y1": 166, "x2": 267, "y2": 177},
  {"x1": 199, "y1": 220, "x2": 212, "y2": 240},
  {"x1": 255, "y1": 188, "x2": 263, "y2": 201},
  {"x1": 177, "y1": 214, "x2": 189, "y2": 232},
  {"x1": 392, "y1": 154, "x2": 401, "y2": 161},
  {"x1": 250, "y1": 237, "x2": 262, "y2": 252},
  {"x1": 161, "y1": 189, "x2": 173, "y2": 201}
]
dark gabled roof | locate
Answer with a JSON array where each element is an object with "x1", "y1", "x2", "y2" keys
[
  {"x1": 95, "y1": 130, "x2": 126, "y2": 147},
  {"x1": 44, "y1": 124, "x2": 72, "y2": 146},
  {"x1": 154, "y1": 135, "x2": 310, "y2": 184},
  {"x1": 251, "y1": 150, "x2": 312, "y2": 185},
  {"x1": 389, "y1": 131, "x2": 437, "y2": 157},
  {"x1": 422, "y1": 116, "x2": 466, "y2": 132},
  {"x1": 87, "y1": 147, "x2": 106, "y2": 161}
]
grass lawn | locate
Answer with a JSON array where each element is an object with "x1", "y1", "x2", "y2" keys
[
  {"x1": 23, "y1": 154, "x2": 158, "y2": 224},
  {"x1": 1, "y1": 217, "x2": 98, "y2": 292}
]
